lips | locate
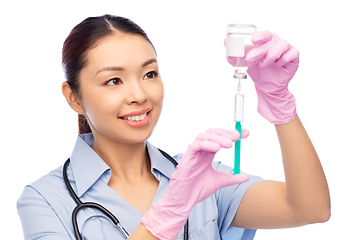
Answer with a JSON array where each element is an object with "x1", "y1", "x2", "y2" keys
[
  {"x1": 119, "y1": 109, "x2": 151, "y2": 119},
  {"x1": 120, "y1": 112, "x2": 148, "y2": 121},
  {"x1": 119, "y1": 109, "x2": 152, "y2": 128}
]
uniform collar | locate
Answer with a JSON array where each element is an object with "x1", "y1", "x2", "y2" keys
[
  {"x1": 70, "y1": 133, "x2": 111, "y2": 198},
  {"x1": 70, "y1": 133, "x2": 177, "y2": 198},
  {"x1": 146, "y1": 141, "x2": 177, "y2": 179}
]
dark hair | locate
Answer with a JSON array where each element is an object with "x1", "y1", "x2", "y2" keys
[{"x1": 62, "y1": 14, "x2": 154, "y2": 134}]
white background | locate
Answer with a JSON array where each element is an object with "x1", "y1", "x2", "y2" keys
[{"x1": 1, "y1": 0, "x2": 359, "y2": 239}]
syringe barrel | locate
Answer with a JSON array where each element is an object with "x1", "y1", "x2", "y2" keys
[{"x1": 234, "y1": 93, "x2": 244, "y2": 122}]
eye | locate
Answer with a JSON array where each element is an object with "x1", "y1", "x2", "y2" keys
[
  {"x1": 106, "y1": 77, "x2": 122, "y2": 86},
  {"x1": 144, "y1": 71, "x2": 159, "y2": 79}
]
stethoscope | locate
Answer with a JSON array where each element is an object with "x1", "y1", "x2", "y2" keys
[{"x1": 63, "y1": 149, "x2": 189, "y2": 240}]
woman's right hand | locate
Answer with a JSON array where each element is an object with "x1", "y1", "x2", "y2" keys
[{"x1": 141, "y1": 128, "x2": 249, "y2": 240}]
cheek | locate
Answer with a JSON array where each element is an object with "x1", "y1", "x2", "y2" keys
[
  {"x1": 82, "y1": 89, "x2": 124, "y2": 123},
  {"x1": 148, "y1": 81, "x2": 164, "y2": 105}
]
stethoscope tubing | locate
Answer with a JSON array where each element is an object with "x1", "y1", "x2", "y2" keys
[
  {"x1": 63, "y1": 159, "x2": 130, "y2": 239},
  {"x1": 63, "y1": 149, "x2": 189, "y2": 240}
]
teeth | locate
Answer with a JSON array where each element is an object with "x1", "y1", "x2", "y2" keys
[{"x1": 123, "y1": 112, "x2": 147, "y2": 121}]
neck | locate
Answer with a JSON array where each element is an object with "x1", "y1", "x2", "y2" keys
[{"x1": 91, "y1": 133, "x2": 151, "y2": 182}]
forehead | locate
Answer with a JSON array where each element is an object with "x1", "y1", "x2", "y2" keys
[{"x1": 85, "y1": 33, "x2": 156, "y2": 69}]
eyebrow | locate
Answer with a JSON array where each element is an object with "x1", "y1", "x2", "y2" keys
[
  {"x1": 142, "y1": 58, "x2": 157, "y2": 68},
  {"x1": 95, "y1": 58, "x2": 157, "y2": 76},
  {"x1": 96, "y1": 66, "x2": 124, "y2": 75}
]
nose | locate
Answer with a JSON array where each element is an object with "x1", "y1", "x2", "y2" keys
[{"x1": 126, "y1": 81, "x2": 147, "y2": 105}]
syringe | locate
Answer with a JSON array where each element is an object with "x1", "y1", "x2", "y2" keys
[
  {"x1": 226, "y1": 24, "x2": 255, "y2": 174},
  {"x1": 234, "y1": 79, "x2": 244, "y2": 174}
]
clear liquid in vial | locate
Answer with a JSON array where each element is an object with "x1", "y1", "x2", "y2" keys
[{"x1": 226, "y1": 45, "x2": 254, "y2": 75}]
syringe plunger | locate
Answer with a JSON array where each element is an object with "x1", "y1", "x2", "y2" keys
[
  {"x1": 234, "y1": 93, "x2": 244, "y2": 122},
  {"x1": 234, "y1": 80, "x2": 244, "y2": 122}
]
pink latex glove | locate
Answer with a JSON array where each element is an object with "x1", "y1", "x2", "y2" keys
[
  {"x1": 246, "y1": 30, "x2": 299, "y2": 124},
  {"x1": 141, "y1": 128, "x2": 249, "y2": 240}
]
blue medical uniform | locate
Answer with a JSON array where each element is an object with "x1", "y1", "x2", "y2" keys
[{"x1": 17, "y1": 133, "x2": 262, "y2": 239}]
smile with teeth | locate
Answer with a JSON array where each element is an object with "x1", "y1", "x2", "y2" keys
[{"x1": 120, "y1": 112, "x2": 148, "y2": 121}]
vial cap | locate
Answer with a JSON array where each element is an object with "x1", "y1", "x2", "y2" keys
[{"x1": 233, "y1": 72, "x2": 247, "y2": 79}]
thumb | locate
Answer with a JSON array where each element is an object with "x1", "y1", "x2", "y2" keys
[
  {"x1": 241, "y1": 129, "x2": 250, "y2": 139},
  {"x1": 214, "y1": 172, "x2": 249, "y2": 190}
]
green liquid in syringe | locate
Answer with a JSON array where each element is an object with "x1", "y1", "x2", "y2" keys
[{"x1": 234, "y1": 121, "x2": 242, "y2": 174}]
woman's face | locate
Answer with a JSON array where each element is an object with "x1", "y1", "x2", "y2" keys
[{"x1": 78, "y1": 33, "x2": 164, "y2": 144}]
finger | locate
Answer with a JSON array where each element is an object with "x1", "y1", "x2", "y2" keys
[
  {"x1": 203, "y1": 128, "x2": 249, "y2": 141},
  {"x1": 246, "y1": 31, "x2": 273, "y2": 63},
  {"x1": 241, "y1": 128, "x2": 250, "y2": 139},
  {"x1": 203, "y1": 128, "x2": 240, "y2": 142},
  {"x1": 245, "y1": 41, "x2": 272, "y2": 63},
  {"x1": 195, "y1": 132, "x2": 235, "y2": 149},
  {"x1": 284, "y1": 61, "x2": 299, "y2": 73},
  {"x1": 251, "y1": 30, "x2": 273, "y2": 45},
  {"x1": 214, "y1": 172, "x2": 249, "y2": 190},
  {"x1": 187, "y1": 141, "x2": 222, "y2": 155},
  {"x1": 275, "y1": 47, "x2": 299, "y2": 67},
  {"x1": 260, "y1": 38, "x2": 291, "y2": 68}
]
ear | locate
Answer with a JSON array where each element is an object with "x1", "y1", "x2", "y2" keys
[{"x1": 62, "y1": 81, "x2": 86, "y2": 114}]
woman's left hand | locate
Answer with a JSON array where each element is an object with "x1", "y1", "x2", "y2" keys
[{"x1": 246, "y1": 30, "x2": 299, "y2": 125}]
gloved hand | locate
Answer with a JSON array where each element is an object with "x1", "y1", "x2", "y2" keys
[
  {"x1": 246, "y1": 30, "x2": 299, "y2": 124},
  {"x1": 141, "y1": 128, "x2": 249, "y2": 240}
]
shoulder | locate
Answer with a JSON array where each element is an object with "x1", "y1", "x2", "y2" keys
[
  {"x1": 18, "y1": 165, "x2": 75, "y2": 212},
  {"x1": 17, "y1": 165, "x2": 76, "y2": 239},
  {"x1": 27, "y1": 166, "x2": 68, "y2": 199}
]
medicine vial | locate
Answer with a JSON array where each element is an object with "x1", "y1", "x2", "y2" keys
[{"x1": 226, "y1": 24, "x2": 256, "y2": 79}]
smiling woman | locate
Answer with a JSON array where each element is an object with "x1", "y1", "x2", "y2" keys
[{"x1": 17, "y1": 14, "x2": 330, "y2": 240}]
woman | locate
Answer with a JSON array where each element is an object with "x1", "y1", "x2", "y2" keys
[{"x1": 17, "y1": 15, "x2": 330, "y2": 240}]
